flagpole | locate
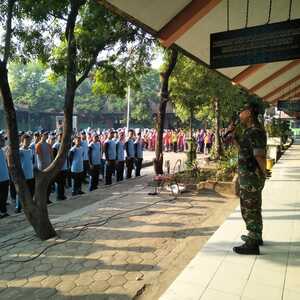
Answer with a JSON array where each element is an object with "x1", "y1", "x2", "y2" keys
[{"x1": 126, "y1": 85, "x2": 131, "y2": 130}]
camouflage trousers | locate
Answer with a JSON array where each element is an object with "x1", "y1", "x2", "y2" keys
[{"x1": 239, "y1": 174, "x2": 265, "y2": 242}]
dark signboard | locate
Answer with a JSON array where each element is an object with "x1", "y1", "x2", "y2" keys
[
  {"x1": 210, "y1": 19, "x2": 300, "y2": 69},
  {"x1": 278, "y1": 100, "x2": 300, "y2": 112}
]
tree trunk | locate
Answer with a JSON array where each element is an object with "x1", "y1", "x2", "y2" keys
[
  {"x1": 154, "y1": 49, "x2": 178, "y2": 175},
  {"x1": 213, "y1": 97, "x2": 222, "y2": 159},
  {"x1": 154, "y1": 99, "x2": 167, "y2": 175},
  {"x1": 0, "y1": 0, "x2": 57, "y2": 240},
  {"x1": 0, "y1": 61, "x2": 57, "y2": 240},
  {"x1": 0, "y1": 0, "x2": 83, "y2": 240}
]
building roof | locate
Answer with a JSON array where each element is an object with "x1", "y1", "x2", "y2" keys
[{"x1": 99, "y1": 0, "x2": 300, "y2": 105}]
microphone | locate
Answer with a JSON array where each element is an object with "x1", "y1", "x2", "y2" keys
[{"x1": 223, "y1": 115, "x2": 240, "y2": 139}]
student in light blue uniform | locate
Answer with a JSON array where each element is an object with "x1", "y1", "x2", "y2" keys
[
  {"x1": 134, "y1": 132, "x2": 144, "y2": 177},
  {"x1": 16, "y1": 134, "x2": 35, "y2": 213},
  {"x1": 69, "y1": 136, "x2": 84, "y2": 196},
  {"x1": 125, "y1": 129, "x2": 135, "y2": 179},
  {"x1": 116, "y1": 131, "x2": 125, "y2": 181},
  {"x1": 88, "y1": 133, "x2": 101, "y2": 191},
  {"x1": 52, "y1": 133, "x2": 68, "y2": 201},
  {"x1": 0, "y1": 134, "x2": 9, "y2": 218},
  {"x1": 104, "y1": 130, "x2": 117, "y2": 185},
  {"x1": 80, "y1": 131, "x2": 89, "y2": 182}
]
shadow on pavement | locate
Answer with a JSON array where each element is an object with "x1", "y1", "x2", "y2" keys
[{"x1": 0, "y1": 286, "x2": 132, "y2": 300}]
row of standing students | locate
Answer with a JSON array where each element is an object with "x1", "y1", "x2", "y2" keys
[{"x1": 0, "y1": 129, "x2": 144, "y2": 218}]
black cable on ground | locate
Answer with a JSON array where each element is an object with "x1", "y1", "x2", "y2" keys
[
  {"x1": 0, "y1": 182, "x2": 147, "y2": 250},
  {"x1": 0, "y1": 192, "x2": 181, "y2": 264}
]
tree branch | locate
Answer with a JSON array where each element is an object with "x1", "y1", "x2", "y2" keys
[
  {"x1": 76, "y1": 55, "x2": 107, "y2": 88},
  {"x1": 48, "y1": 11, "x2": 68, "y2": 22},
  {"x1": 164, "y1": 49, "x2": 178, "y2": 80},
  {"x1": 3, "y1": 0, "x2": 15, "y2": 64},
  {"x1": 65, "y1": 0, "x2": 86, "y2": 40}
]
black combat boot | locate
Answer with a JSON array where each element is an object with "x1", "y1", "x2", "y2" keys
[
  {"x1": 241, "y1": 234, "x2": 264, "y2": 246},
  {"x1": 233, "y1": 241, "x2": 260, "y2": 255}
]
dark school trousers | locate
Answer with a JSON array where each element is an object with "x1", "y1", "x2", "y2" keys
[
  {"x1": 55, "y1": 170, "x2": 67, "y2": 200},
  {"x1": 173, "y1": 142, "x2": 177, "y2": 153},
  {"x1": 116, "y1": 161, "x2": 125, "y2": 181},
  {"x1": 71, "y1": 172, "x2": 83, "y2": 195},
  {"x1": 105, "y1": 160, "x2": 116, "y2": 185},
  {"x1": 89, "y1": 165, "x2": 100, "y2": 191},
  {"x1": 135, "y1": 158, "x2": 143, "y2": 177},
  {"x1": 126, "y1": 158, "x2": 135, "y2": 179},
  {"x1": 83, "y1": 160, "x2": 89, "y2": 181},
  {"x1": 0, "y1": 180, "x2": 9, "y2": 214}
]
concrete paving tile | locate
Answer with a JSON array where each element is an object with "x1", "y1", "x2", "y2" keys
[
  {"x1": 49, "y1": 294, "x2": 73, "y2": 300},
  {"x1": 105, "y1": 286, "x2": 127, "y2": 295},
  {"x1": 92, "y1": 271, "x2": 112, "y2": 281},
  {"x1": 200, "y1": 288, "x2": 240, "y2": 300},
  {"x1": 288, "y1": 253, "x2": 300, "y2": 266},
  {"x1": 0, "y1": 280, "x2": 8, "y2": 288},
  {"x1": 123, "y1": 280, "x2": 145, "y2": 297},
  {"x1": 124, "y1": 272, "x2": 144, "y2": 281},
  {"x1": 160, "y1": 281, "x2": 207, "y2": 300},
  {"x1": 24, "y1": 281, "x2": 42, "y2": 288},
  {"x1": 109, "y1": 269, "x2": 127, "y2": 276},
  {"x1": 248, "y1": 266, "x2": 285, "y2": 288},
  {"x1": 175, "y1": 263, "x2": 219, "y2": 288},
  {"x1": 35, "y1": 263, "x2": 53, "y2": 272},
  {"x1": 68, "y1": 286, "x2": 91, "y2": 296},
  {"x1": 7, "y1": 278, "x2": 28, "y2": 287},
  {"x1": 56, "y1": 280, "x2": 76, "y2": 293},
  {"x1": 41, "y1": 276, "x2": 62, "y2": 288},
  {"x1": 34, "y1": 287, "x2": 58, "y2": 299},
  {"x1": 285, "y1": 267, "x2": 300, "y2": 293},
  {"x1": 208, "y1": 272, "x2": 247, "y2": 296},
  {"x1": 89, "y1": 280, "x2": 110, "y2": 292},
  {"x1": 49, "y1": 267, "x2": 66, "y2": 276},
  {"x1": 65, "y1": 263, "x2": 84, "y2": 273},
  {"x1": 108, "y1": 275, "x2": 127, "y2": 287},
  {"x1": 242, "y1": 280, "x2": 282, "y2": 300},
  {"x1": 0, "y1": 288, "x2": 24, "y2": 300},
  {"x1": 223, "y1": 251, "x2": 256, "y2": 268},
  {"x1": 141, "y1": 252, "x2": 157, "y2": 260},
  {"x1": 283, "y1": 289, "x2": 300, "y2": 300},
  {"x1": 126, "y1": 256, "x2": 143, "y2": 264},
  {"x1": 204, "y1": 260, "x2": 253, "y2": 296},
  {"x1": 3, "y1": 264, "x2": 22, "y2": 273},
  {"x1": 254, "y1": 255, "x2": 288, "y2": 271},
  {"x1": 28, "y1": 274, "x2": 48, "y2": 282},
  {"x1": 74, "y1": 275, "x2": 94, "y2": 287},
  {"x1": 15, "y1": 266, "x2": 35, "y2": 278},
  {"x1": 101, "y1": 256, "x2": 115, "y2": 264},
  {"x1": 0, "y1": 272, "x2": 16, "y2": 281}
]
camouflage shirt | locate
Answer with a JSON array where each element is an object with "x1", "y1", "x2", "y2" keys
[{"x1": 237, "y1": 126, "x2": 267, "y2": 190}]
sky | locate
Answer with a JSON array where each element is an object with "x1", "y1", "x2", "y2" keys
[{"x1": 151, "y1": 53, "x2": 163, "y2": 70}]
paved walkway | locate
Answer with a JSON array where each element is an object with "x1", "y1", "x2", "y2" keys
[
  {"x1": 3, "y1": 151, "x2": 194, "y2": 231},
  {"x1": 159, "y1": 141, "x2": 300, "y2": 300},
  {"x1": 0, "y1": 154, "x2": 235, "y2": 299}
]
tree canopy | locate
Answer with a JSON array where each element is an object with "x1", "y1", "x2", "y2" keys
[
  {"x1": 6, "y1": 60, "x2": 161, "y2": 127},
  {"x1": 170, "y1": 54, "x2": 249, "y2": 127}
]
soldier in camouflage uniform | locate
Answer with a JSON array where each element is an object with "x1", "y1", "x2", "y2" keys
[{"x1": 232, "y1": 101, "x2": 267, "y2": 255}]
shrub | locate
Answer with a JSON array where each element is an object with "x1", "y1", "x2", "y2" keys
[{"x1": 216, "y1": 145, "x2": 238, "y2": 181}]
